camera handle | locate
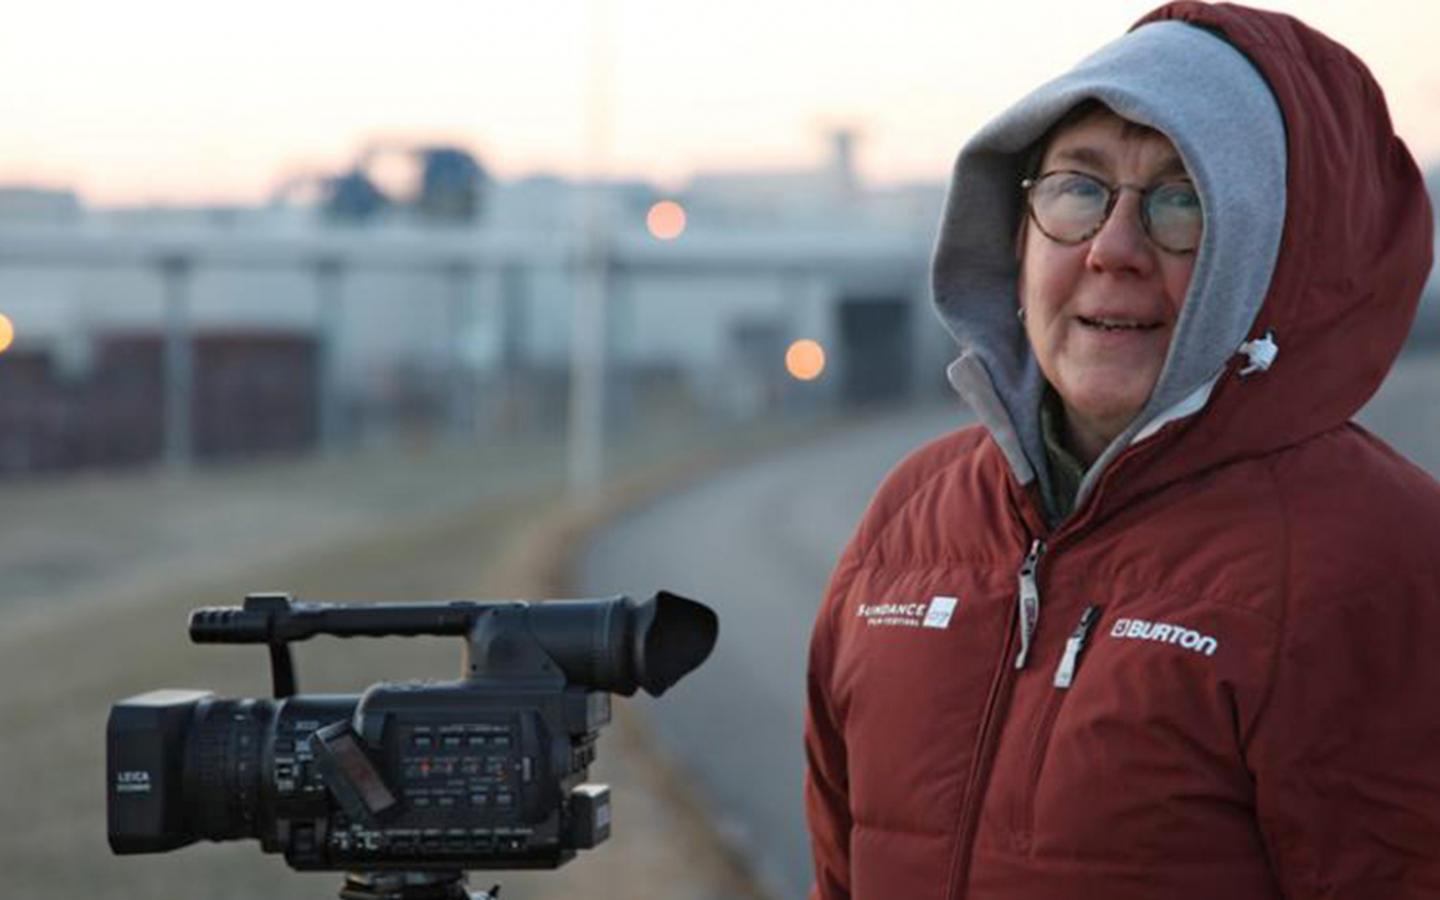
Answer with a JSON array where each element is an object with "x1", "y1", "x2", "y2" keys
[
  {"x1": 190, "y1": 592, "x2": 568, "y2": 700},
  {"x1": 194, "y1": 592, "x2": 483, "y2": 699},
  {"x1": 338, "y1": 870, "x2": 500, "y2": 900}
]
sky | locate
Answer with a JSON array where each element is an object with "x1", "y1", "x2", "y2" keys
[{"x1": 2, "y1": 0, "x2": 1437, "y2": 206}]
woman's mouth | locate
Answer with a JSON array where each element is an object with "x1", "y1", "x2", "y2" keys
[{"x1": 1077, "y1": 315, "x2": 1163, "y2": 333}]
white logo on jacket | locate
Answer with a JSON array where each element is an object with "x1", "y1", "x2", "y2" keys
[
  {"x1": 1109, "y1": 617, "x2": 1219, "y2": 656},
  {"x1": 856, "y1": 596, "x2": 959, "y2": 629}
]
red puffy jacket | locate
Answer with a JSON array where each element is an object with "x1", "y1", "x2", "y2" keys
[{"x1": 804, "y1": 4, "x2": 1440, "y2": 899}]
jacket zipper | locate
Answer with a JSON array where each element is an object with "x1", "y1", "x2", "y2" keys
[
  {"x1": 1053, "y1": 604, "x2": 1100, "y2": 689},
  {"x1": 945, "y1": 537, "x2": 1045, "y2": 900},
  {"x1": 950, "y1": 468, "x2": 1117, "y2": 896},
  {"x1": 1012, "y1": 604, "x2": 1102, "y2": 849},
  {"x1": 1013, "y1": 538, "x2": 1046, "y2": 669}
]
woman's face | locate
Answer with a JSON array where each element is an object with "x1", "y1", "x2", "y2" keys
[{"x1": 1019, "y1": 109, "x2": 1199, "y2": 448}]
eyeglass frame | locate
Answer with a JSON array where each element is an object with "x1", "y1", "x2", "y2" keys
[{"x1": 1018, "y1": 169, "x2": 1203, "y2": 255}]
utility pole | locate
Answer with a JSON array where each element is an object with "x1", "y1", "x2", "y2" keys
[
  {"x1": 314, "y1": 258, "x2": 345, "y2": 451},
  {"x1": 159, "y1": 255, "x2": 194, "y2": 471},
  {"x1": 567, "y1": 0, "x2": 616, "y2": 499}
]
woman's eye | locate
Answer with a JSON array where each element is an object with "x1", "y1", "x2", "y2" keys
[
  {"x1": 1152, "y1": 183, "x2": 1200, "y2": 209},
  {"x1": 1055, "y1": 175, "x2": 1105, "y2": 198}
]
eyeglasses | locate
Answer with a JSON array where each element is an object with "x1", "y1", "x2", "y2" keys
[{"x1": 1020, "y1": 170, "x2": 1203, "y2": 254}]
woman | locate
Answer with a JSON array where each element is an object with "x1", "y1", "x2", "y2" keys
[{"x1": 804, "y1": 3, "x2": 1439, "y2": 898}]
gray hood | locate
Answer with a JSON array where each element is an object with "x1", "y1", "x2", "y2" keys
[{"x1": 932, "y1": 20, "x2": 1287, "y2": 521}]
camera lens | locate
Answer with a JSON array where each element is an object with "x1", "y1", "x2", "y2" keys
[{"x1": 186, "y1": 698, "x2": 275, "y2": 841}]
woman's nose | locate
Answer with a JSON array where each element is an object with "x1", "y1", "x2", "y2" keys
[{"x1": 1085, "y1": 191, "x2": 1155, "y2": 276}]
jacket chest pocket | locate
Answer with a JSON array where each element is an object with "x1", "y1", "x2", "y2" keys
[{"x1": 833, "y1": 564, "x2": 1014, "y2": 836}]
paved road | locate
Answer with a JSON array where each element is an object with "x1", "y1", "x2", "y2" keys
[
  {"x1": 580, "y1": 405, "x2": 965, "y2": 897},
  {"x1": 578, "y1": 350, "x2": 1440, "y2": 899}
]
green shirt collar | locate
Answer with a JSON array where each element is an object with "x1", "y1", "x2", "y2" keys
[{"x1": 1040, "y1": 386, "x2": 1087, "y2": 521}]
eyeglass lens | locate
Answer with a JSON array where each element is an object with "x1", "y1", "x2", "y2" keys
[{"x1": 1028, "y1": 171, "x2": 1202, "y2": 252}]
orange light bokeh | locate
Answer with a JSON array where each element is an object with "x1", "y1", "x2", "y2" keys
[
  {"x1": 785, "y1": 339, "x2": 826, "y2": 381},
  {"x1": 0, "y1": 314, "x2": 13, "y2": 355},
  {"x1": 646, "y1": 200, "x2": 687, "y2": 240}
]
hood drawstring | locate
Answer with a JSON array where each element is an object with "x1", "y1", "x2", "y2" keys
[{"x1": 1238, "y1": 330, "x2": 1279, "y2": 377}]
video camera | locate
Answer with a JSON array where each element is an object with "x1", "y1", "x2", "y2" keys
[{"x1": 106, "y1": 590, "x2": 717, "y2": 899}]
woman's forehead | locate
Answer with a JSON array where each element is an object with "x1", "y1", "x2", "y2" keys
[{"x1": 1041, "y1": 109, "x2": 1188, "y2": 178}]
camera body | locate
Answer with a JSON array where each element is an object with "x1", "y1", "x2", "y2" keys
[{"x1": 107, "y1": 591, "x2": 715, "y2": 875}]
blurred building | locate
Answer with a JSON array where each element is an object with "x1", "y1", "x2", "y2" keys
[
  {"x1": 0, "y1": 186, "x2": 83, "y2": 225},
  {"x1": 683, "y1": 129, "x2": 943, "y2": 235},
  {"x1": 0, "y1": 133, "x2": 952, "y2": 474}
]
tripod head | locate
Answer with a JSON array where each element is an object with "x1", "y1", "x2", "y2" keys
[{"x1": 339, "y1": 869, "x2": 499, "y2": 900}]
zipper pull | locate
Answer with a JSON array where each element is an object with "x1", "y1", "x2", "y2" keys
[
  {"x1": 1052, "y1": 605, "x2": 1100, "y2": 689},
  {"x1": 1013, "y1": 539, "x2": 1045, "y2": 670}
]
